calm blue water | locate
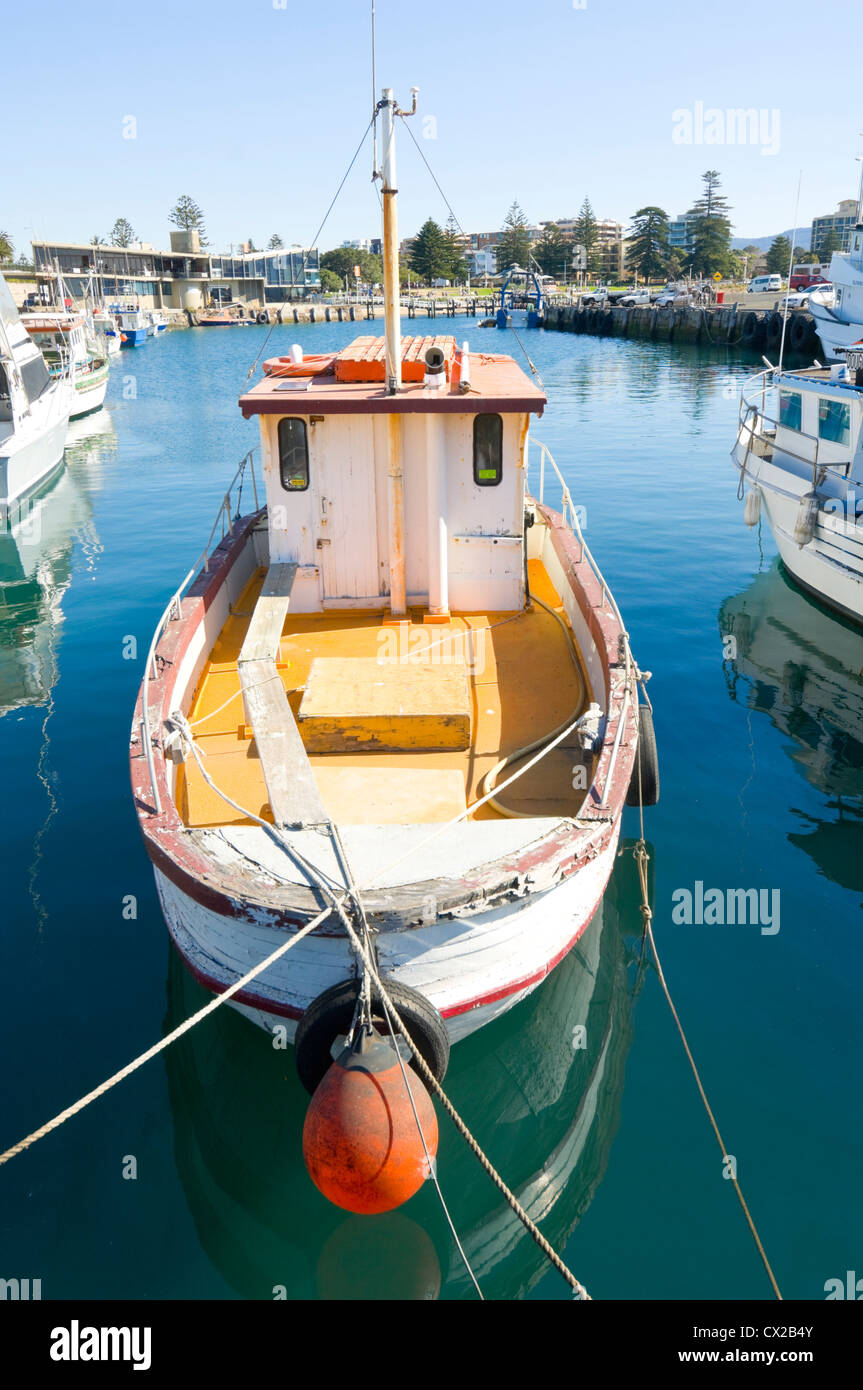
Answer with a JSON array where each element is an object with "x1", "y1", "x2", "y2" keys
[{"x1": 1, "y1": 317, "x2": 859, "y2": 1301}]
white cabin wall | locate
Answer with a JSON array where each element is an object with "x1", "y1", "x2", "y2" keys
[
  {"x1": 259, "y1": 414, "x2": 321, "y2": 611},
  {"x1": 445, "y1": 411, "x2": 526, "y2": 611}
]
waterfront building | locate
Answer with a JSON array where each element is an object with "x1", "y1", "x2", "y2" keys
[
  {"x1": 31, "y1": 231, "x2": 321, "y2": 310},
  {"x1": 811, "y1": 199, "x2": 859, "y2": 253}
]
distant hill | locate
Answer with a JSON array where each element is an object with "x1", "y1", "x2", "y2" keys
[{"x1": 731, "y1": 227, "x2": 810, "y2": 252}]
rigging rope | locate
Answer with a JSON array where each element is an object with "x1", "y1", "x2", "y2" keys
[
  {"x1": 244, "y1": 113, "x2": 377, "y2": 382},
  {"x1": 630, "y1": 686, "x2": 783, "y2": 1301}
]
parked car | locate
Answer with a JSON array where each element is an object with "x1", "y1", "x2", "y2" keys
[
  {"x1": 779, "y1": 283, "x2": 833, "y2": 310},
  {"x1": 580, "y1": 286, "x2": 609, "y2": 305},
  {"x1": 653, "y1": 288, "x2": 686, "y2": 308},
  {"x1": 748, "y1": 274, "x2": 783, "y2": 293},
  {"x1": 618, "y1": 288, "x2": 651, "y2": 306}
]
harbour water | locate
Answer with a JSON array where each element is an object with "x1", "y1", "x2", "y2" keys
[{"x1": 1, "y1": 318, "x2": 859, "y2": 1300}]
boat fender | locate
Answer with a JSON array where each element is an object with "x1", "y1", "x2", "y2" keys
[
  {"x1": 743, "y1": 486, "x2": 762, "y2": 527},
  {"x1": 741, "y1": 312, "x2": 762, "y2": 346},
  {"x1": 789, "y1": 314, "x2": 810, "y2": 351},
  {"x1": 793, "y1": 490, "x2": 820, "y2": 548},
  {"x1": 295, "y1": 977, "x2": 450, "y2": 1096},
  {"x1": 625, "y1": 704, "x2": 660, "y2": 808},
  {"x1": 257, "y1": 311, "x2": 269, "y2": 324},
  {"x1": 764, "y1": 312, "x2": 783, "y2": 349}
]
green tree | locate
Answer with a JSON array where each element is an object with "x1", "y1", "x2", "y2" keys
[
  {"x1": 89, "y1": 234, "x2": 105, "y2": 246},
  {"x1": 320, "y1": 268, "x2": 343, "y2": 293},
  {"x1": 268, "y1": 233, "x2": 284, "y2": 250},
  {"x1": 409, "y1": 219, "x2": 451, "y2": 285},
  {"x1": 320, "y1": 247, "x2": 382, "y2": 284},
  {"x1": 574, "y1": 198, "x2": 600, "y2": 275},
  {"x1": 818, "y1": 228, "x2": 842, "y2": 257},
  {"x1": 534, "y1": 223, "x2": 573, "y2": 278},
  {"x1": 110, "y1": 218, "x2": 136, "y2": 247},
  {"x1": 666, "y1": 248, "x2": 685, "y2": 280},
  {"x1": 169, "y1": 194, "x2": 208, "y2": 246},
  {"x1": 765, "y1": 234, "x2": 791, "y2": 276},
  {"x1": 626, "y1": 206, "x2": 670, "y2": 282},
  {"x1": 0, "y1": 230, "x2": 12, "y2": 263},
  {"x1": 688, "y1": 170, "x2": 733, "y2": 277},
  {"x1": 442, "y1": 216, "x2": 468, "y2": 284},
  {"x1": 246, "y1": 237, "x2": 257, "y2": 251},
  {"x1": 495, "y1": 201, "x2": 532, "y2": 272}
]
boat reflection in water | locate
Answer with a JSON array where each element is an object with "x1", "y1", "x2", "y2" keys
[
  {"x1": 0, "y1": 412, "x2": 111, "y2": 718},
  {"x1": 164, "y1": 854, "x2": 645, "y2": 1300},
  {"x1": 720, "y1": 560, "x2": 863, "y2": 890}
]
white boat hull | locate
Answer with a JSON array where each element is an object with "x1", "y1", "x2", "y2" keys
[
  {"x1": 0, "y1": 384, "x2": 72, "y2": 517},
  {"x1": 733, "y1": 436, "x2": 863, "y2": 623},
  {"x1": 154, "y1": 823, "x2": 619, "y2": 1044},
  {"x1": 809, "y1": 301, "x2": 863, "y2": 363}
]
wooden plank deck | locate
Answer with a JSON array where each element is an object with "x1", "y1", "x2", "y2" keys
[{"x1": 238, "y1": 563, "x2": 330, "y2": 829}]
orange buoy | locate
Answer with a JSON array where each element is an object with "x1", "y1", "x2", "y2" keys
[{"x1": 303, "y1": 1030, "x2": 437, "y2": 1215}]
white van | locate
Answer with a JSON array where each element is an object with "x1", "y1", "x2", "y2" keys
[{"x1": 748, "y1": 274, "x2": 783, "y2": 293}]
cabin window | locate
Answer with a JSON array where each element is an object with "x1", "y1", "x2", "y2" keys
[
  {"x1": 473, "y1": 413, "x2": 503, "y2": 486},
  {"x1": 278, "y1": 417, "x2": 309, "y2": 491},
  {"x1": 817, "y1": 398, "x2": 851, "y2": 446},
  {"x1": 778, "y1": 390, "x2": 802, "y2": 432}
]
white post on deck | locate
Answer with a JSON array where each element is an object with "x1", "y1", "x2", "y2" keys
[{"x1": 426, "y1": 415, "x2": 449, "y2": 616}]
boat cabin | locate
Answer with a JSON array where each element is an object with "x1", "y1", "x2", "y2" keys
[{"x1": 239, "y1": 335, "x2": 546, "y2": 615}]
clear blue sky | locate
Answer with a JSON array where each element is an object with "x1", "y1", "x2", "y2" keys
[{"x1": 4, "y1": 0, "x2": 861, "y2": 257}]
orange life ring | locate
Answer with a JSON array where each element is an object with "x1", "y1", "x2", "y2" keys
[{"x1": 262, "y1": 353, "x2": 335, "y2": 378}]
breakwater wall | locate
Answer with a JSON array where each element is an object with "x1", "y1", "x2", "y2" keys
[{"x1": 542, "y1": 302, "x2": 820, "y2": 356}]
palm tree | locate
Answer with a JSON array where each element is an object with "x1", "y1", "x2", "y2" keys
[{"x1": 0, "y1": 230, "x2": 14, "y2": 264}]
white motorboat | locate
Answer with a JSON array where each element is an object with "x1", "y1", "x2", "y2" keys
[
  {"x1": 0, "y1": 271, "x2": 73, "y2": 521},
  {"x1": 733, "y1": 356, "x2": 863, "y2": 624}
]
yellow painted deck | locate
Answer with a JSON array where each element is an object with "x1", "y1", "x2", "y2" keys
[{"x1": 178, "y1": 559, "x2": 591, "y2": 826}]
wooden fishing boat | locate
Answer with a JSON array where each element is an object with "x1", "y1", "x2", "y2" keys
[
  {"x1": 130, "y1": 89, "x2": 656, "y2": 1077},
  {"x1": 22, "y1": 311, "x2": 109, "y2": 420}
]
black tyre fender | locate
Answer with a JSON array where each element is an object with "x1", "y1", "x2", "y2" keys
[
  {"x1": 741, "y1": 311, "x2": 762, "y2": 346},
  {"x1": 790, "y1": 313, "x2": 810, "y2": 351},
  {"x1": 257, "y1": 310, "x2": 269, "y2": 324},
  {"x1": 294, "y1": 976, "x2": 450, "y2": 1095},
  {"x1": 625, "y1": 704, "x2": 660, "y2": 808},
  {"x1": 765, "y1": 312, "x2": 783, "y2": 348}
]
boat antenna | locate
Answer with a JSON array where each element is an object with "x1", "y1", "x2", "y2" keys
[
  {"x1": 777, "y1": 169, "x2": 802, "y2": 375},
  {"x1": 380, "y1": 85, "x2": 418, "y2": 394},
  {"x1": 371, "y1": 1, "x2": 379, "y2": 179}
]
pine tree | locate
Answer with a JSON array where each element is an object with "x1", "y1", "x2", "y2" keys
[
  {"x1": 268, "y1": 233, "x2": 284, "y2": 250},
  {"x1": 409, "y1": 218, "x2": 451, "y2": 285},
  {"x1": 574, "y1": 198, "x2": 600, "y2": 276},
  {"x1": 169, "y1": 195, "x2": 208, "y2": 246},
  {"x1": 110, "y1": 218, "x2": 136, "y2": 248},
  {"x1": 495, "y1": 201, "x2": 532, "y2": 272},
  {"x1": 534, "y1": 223, "x2": 573, "y2": 278},
  {"x1": 818, "y1": 227, "x2": 842, "y2": 257},
  {"x1": 687, "y1": 171, "x2": 733, "y2": 277},
  {"x1": 626, "y1": 207, "x2": 670, "y2": 282},
  {"x1": 442, "y1": 216, "x2": 468, "y2": 284},
  {"x1": 765, "y1": 235, "x2": 791, "y2": 276}
]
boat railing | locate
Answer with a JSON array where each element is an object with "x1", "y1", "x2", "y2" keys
[
  {"x1": 528, "y1": 437, "x2": 635, "y2": 808},
  {"x1": 139, "y1": 449, "x2": 260, "y2": 814},
  {"x1": 737, "y1": 368, "x2": 845, "y2": 479}
]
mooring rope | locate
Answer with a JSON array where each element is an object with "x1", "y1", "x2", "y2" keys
[{"x1": 630, "y1": 688, "x2": 783, "y2": 1301}]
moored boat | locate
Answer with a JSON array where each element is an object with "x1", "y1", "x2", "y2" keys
[
  {"x1": 130, "y1": 87, "x2": 656, "y2": 1081},
  {"x1": 733, "y1": 354, "x2": 863, "y2": 625},
  {"x1": 21, "y1": 310, "x2": 109, "y2": 420},
  {"x1": 109, "y1": 300, "x2": 148, "y2": 348},
  {"x1": 495, "y1": 264, "x2": 544, "y2": 330},
  {"x1": 0, "y1": 271, "x2": 73, "y2": 521}
]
